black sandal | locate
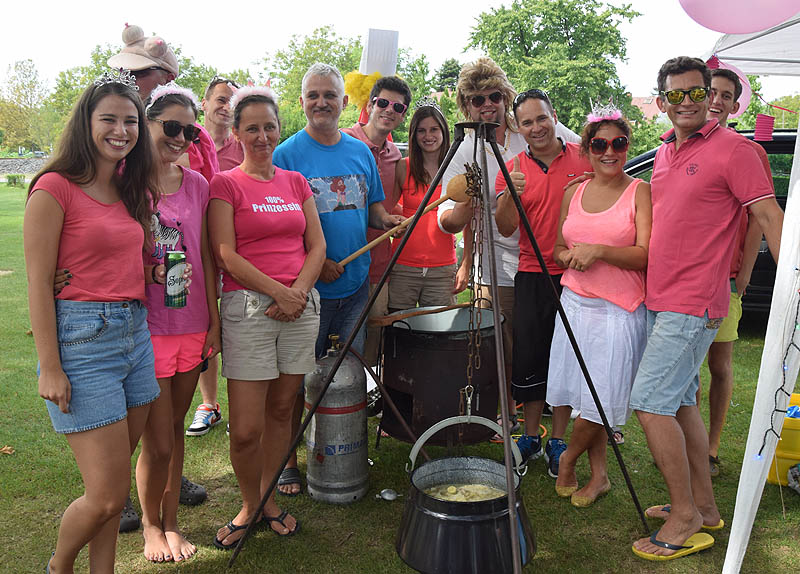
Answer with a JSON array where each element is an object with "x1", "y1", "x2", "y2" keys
[
  {"x1": 265, "y1": 510, "x2": 300, "y2": 537},
  {"x1": 212, "y1": 520, "x2": 249, "y2": 550}
]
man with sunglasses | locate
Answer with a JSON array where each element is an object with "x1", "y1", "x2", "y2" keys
[
  {"x1": 493, "y1": 89, "x2": 591, "y2": 478},
  {"x1": 437, "y1": 58, "x2": 579, "y2": 439},
  {"x1": 343, "y1": 76, "x2": 411, "y2": 366},
  {"x1": 630, "y1": 57, "x2": 783, "y2": 561}
]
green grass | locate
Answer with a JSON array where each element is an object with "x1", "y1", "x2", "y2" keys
[{"x1": 2, "y1": 183, "x2": 799, "y2": 573}]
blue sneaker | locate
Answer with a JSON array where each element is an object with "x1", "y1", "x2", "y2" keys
[
  {"x1": 515, "y1": 434, "x2": 543, "y2": 464},
  {"x1": 545, "y1": 438, "x2": 568, "y2": 478}
]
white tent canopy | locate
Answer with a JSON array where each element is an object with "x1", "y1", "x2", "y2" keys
[
  {"x1": 707, "y1": 13, "x2": 800, "y2": 574},
  {"x1": 710, "y1": 13, "x2": 800, "y2": 76}
]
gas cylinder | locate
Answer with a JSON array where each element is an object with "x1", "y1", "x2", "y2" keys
[{"x1": 304, "y1": 336, "x2": 369, "y2": 504}]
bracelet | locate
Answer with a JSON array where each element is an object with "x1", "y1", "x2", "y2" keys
[{"x1": 151, "y1": 265, "x2": 161, "y2": 285}]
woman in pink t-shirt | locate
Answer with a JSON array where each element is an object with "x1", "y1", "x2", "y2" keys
[
  {"x1": 134, "y1": 84, "x2": 221, "y2": 563},
  {"x1": 388, "y1": 101, "x2": 464, "y2": 312},
  {"x1": 24, "y1": 77, "x2": 163, "y2": 573},
  {"x1": 208, "y1": 87, "x2": 325, "y2": 548},
  {"x1": 547, "y1": 112, "x2": 652, "y2": 508}
]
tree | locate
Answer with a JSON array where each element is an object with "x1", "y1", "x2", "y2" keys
[
  {"x1": 393, "y1": 50, "x2": 436, "y2": 142},
  {"x1": 468, "y1": 0, "x2": 640, "y2": 131},
  {"x1": 629, "y1": 116, "x2": 667, "y2": 159},
  {"x1": 0, "y1": 60, "x2": 48, "y2": 149},
  {"x1": 435, "y1": 58, "x2": 461, "y2": 92},
  {"x1": 768, "y1": 93, "x2": 800, "y2": 130},
  {"x1": 732, "y1": 76, "x2": 769, "y2": 131},
  {"x1": 262, "y1": 27, "x2": 362, "y2": 141}
]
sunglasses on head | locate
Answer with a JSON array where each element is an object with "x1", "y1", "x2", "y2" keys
[
  {"x1": 659, "y1": 87, "x2": 709, "y2": 105},
  {"x1": 589, "y1": 136, "x2": 629, "y2": 155},
  {"x1": 469, "y1": 91, "x2": 503, "y2": 108},
  {"x1": 210, "y1": 75, "x2": 240, "y2": 89},
  {"x1": 512, "y1": 88, "x2": 550, "y2": 111},
  {"x1": 151, "y1": 118, "x2": 201, "y2": 142},
  {"x1": 372, "y1": 97, "x2": 407, "y2": 114}
]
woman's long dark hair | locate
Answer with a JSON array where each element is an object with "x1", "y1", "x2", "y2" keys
[
  {"x1": 407, "y1": 105, "x2": 450, "y2": 191},
  {"x1": 29, "y1": 80, "x2": 160, "y2": 233}
]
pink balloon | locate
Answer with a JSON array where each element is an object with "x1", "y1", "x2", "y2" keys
[
  {"x1": 707, "y1": 56, "x2": 751, "y2": 119},
  {"x1": 680, "y1": 0, "x2": 800, "y2": 34}
]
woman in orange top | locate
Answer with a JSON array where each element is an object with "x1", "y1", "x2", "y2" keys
[{"x1": 388, "y1": 100, "x2": 467, "y2": 312}]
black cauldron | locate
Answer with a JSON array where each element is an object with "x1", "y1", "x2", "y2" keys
[
  {"x1": 396, "y1": 416, "x2": 535, "y2": 573},
  {"x1": 382, "y1": 307, "x2": 500, "y2": 445}
]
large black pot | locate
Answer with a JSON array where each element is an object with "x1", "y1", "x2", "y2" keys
[
  {"x1": 396, "y1": 416, "x2": 535, "y2": 574},
  {"x1": 382, "y1": 307, "x2": 500, "y2": 445}
]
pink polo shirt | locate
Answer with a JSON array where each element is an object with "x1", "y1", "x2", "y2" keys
[
  {"x1": 216, "y1": 133, "x2": 244, "y2": 171},
  {"x1": 342, "y1": 123, "x2": 402, "y2": 283},
  {"x1": 646, "y1": 120, "x2": 775, "y2": 318}
]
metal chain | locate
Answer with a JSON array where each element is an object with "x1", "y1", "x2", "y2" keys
[{"x1": 463, "y1": 161, "x2": 484, "y2": 414}]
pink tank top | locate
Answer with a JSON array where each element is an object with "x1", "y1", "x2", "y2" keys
[{"x1": 561, "y1": 178, "x2": 645, "y2": 312}]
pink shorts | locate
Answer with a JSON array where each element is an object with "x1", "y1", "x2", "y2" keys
[{"x1": 151, "y1": 332, "x2": 207, "y2": 379}]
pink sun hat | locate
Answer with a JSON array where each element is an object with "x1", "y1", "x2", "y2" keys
[{"x1": 107, "y1": 23, "x2": 179, "y2": 77}]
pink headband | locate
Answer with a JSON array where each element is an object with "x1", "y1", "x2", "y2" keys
[
  {"x1": 147, "y1": 83, "x2": 199, "y2": 110},
  {"x1": 229, "y1": 85, "x2": 278, "y2": 110}
]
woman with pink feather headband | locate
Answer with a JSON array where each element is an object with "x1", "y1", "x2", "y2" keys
[
  {"x1": 546, "y1": 105, "x2": 652, "y2": 508},
  {"x1": 135, "y1": 83, "x2": 220, "y2": 563}
]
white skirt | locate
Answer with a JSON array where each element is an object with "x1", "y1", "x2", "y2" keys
[{"x1": 546, "y1": 287, "x2": 646, "y2": 427}]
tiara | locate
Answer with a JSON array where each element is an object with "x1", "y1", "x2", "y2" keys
[
  {"x1": 94, "y1": 68, "x2": 139, "y2": 91},
  {"x1": 414, "y1": 96, "x2": 442, "y2": 115},
  {"x1": 147, "y1": 83, "x2": 200, "y2": 110},
  {"x1": 586, "y1": 100, "x2": 622, "y2": 123},
  {"x1": 229, "y1": 85, "x2": 278, "y2": 110}
]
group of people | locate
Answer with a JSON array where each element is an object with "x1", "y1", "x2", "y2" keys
[{"x1": 23, "y1": 22, "x2": 785, "y2": 573}]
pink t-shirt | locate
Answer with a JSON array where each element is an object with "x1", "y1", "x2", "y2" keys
[
  {"x1": 393, "y1": 157, "x2": 456, "y2": 267},
  {"x1": 143, "y1": 167, "x2": 210, "y2": 335},
  {"x1": 561, "y1": 179, "x2": 645, "y2": 313},
  {"x1": 210, "y1": 166, "x2": 312, "y2": 291},
  {"x1": 33, "y1": 172, "x2": 145, "y2": 302},
  {"x1": 216, "y1": 133, "x2": 244, "y2": 171},
  {"x1": 495, "y1": 143, "x2": 591, "y2": 273},
  {"x1": 647, "y1": 120, "x2": 775, "y2": 318}
]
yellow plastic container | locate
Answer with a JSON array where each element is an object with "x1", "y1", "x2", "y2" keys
[{"x1": 766, "y1": 393, "x2": 800, "y2": 486}]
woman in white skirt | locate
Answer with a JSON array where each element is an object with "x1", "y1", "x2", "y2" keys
[{"x1": 547, "y1": 108, "x2": 651, "y2": 507}]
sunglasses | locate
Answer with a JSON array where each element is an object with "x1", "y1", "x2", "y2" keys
[
  {"x1": 134, "y1": 66, "x2": 169, "y2": 78},
  {"x1": 151, "y1": 118, "x2": 201, "y2": 142},
  {"x1": 373, "y1": 97, "x2": 407, "y2": 114},
  {"x1": 659, "y1": 87, "x2": 709, "y2": 105},
  {"x1": 589, "y1": 136, "x2": 629, "y2": 155},
  {"x1": 469, "y1": 91, "x2": 503, "y2": 108},
  {"x1": 210, "y1": 75, "x2": 240, "y2": 89},
  {"x1": 512, "y1": 88, "x2": 551, "y2": 112}
]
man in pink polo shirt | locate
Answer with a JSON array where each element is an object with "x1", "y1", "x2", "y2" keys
[
  {"x1": 202, "y1": 76, "x2": 244, "y2": 171},
  {"x1": 342, "y1": 76, "x2": 410, "y2": 365},
  {"x1": 494, "y1": 90, "x2": 591, "y2": 478},
  {"x1": 630, "y1": 57, "x2": 783, "y2": 561}
]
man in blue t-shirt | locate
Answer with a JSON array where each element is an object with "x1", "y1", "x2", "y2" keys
[{"x1": 272, "y1": 62, "x2": 402, "y2": 495}]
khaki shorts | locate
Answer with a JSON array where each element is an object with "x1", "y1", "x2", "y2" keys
[
  {"x1": 714, "y1": 289, "x2": 742, "y2": 343},
  {"x1": 388, "y1": 263, "x2": 457, "y2": 311},
  {"x1": 220, "y1": 288, "x2": 320, "y2": 381}
]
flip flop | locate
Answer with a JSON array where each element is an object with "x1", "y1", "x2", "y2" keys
[
  {"x1": 645, "y1": 504, "x2": 725, "y2": 530},
  {"x1": 265, "y1": 510, "x2": 300, "y2": 537},
  {"x1": 277, "y1": 467, "x2": 302, "y2": 496},
  {"x1": 212, "y1": 520, "x2": 249, "y2": 551},
  {"x1": 632, "y1": 530, "x2": 714, "y2": 561}
]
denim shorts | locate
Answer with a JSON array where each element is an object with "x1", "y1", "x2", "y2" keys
[
  {"x1": 629, "y1": 309, "x2": 721, "y2": 416},
  {"x1": 43, "y1": 299, "x2": 160, "y2": 434}
]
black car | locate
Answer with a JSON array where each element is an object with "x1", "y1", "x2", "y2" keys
[{"x1": 624, "y1": 129, "x2": 795, "y2": 313}]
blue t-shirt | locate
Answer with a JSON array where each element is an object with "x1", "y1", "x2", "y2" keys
[{"x1": 273, "y1": 129, "x2": 384, "y2": 299}]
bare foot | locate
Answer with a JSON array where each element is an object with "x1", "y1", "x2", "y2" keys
[
  {"x1": 142, "y1": 524, "x2": 172, "y2": 562},
  {"x1": 164, "y1": 529, "x2": 196, "y2": 562},
  {"x1": 645, "y1": 504, "x2": 671, "y2": 520},
  {"x1": 632, "y1": 511, "x2": 703, "y2": 557}
]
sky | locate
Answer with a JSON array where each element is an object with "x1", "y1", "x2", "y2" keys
[{"x1": 0, "y1": 0, "x2": 797, "y2": 102}]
